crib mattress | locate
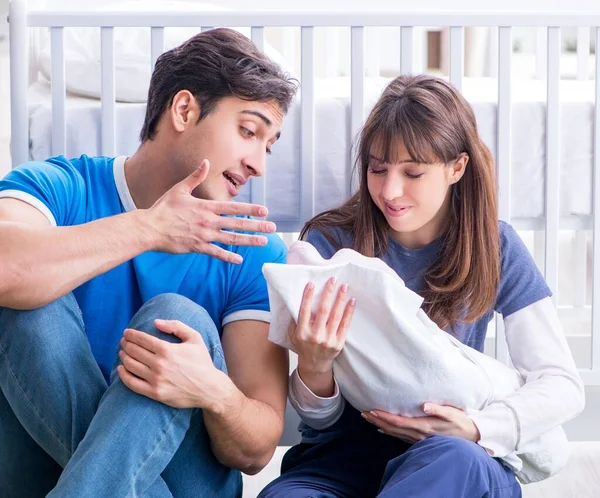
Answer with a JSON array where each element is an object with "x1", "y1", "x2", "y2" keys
[{"x1": 27, "y1": 77, "x2": 597, "y2": 225}]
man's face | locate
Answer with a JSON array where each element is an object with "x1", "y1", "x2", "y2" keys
[{"x1": 178, "y1": 96, "x2": 284, "y2": 201}]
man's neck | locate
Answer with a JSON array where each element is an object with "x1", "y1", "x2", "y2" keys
[{"x1": 124, "y1": 142, "x2": 177, "y2": 210}]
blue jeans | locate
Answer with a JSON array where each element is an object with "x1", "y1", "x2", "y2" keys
[
  {"x1": 0, "y1": 293, "x2": 242, "y2": 497},
  {"x1": 259, "y1": 424, "x2": 521, "y2": 498}
]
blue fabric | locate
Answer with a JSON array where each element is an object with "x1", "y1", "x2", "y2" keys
[
  {"x1": 0, "y1": 293, "x2": 242, "y2": 497},
  {"x1": 259, "y1": 415, "x2": 521, "y2": 498},
  {"x1": 0, "y1": 155, "x2": 286, "y2": 380}
]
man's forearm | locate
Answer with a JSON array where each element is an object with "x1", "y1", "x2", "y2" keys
[
  {"x1": 0, "y1": 210, "x2": 156, "y2": 309},
  {"x1": 202, "y1": 375, "x2": 284, "y2": 475}
]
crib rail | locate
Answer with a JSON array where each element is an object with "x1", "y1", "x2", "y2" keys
[{"x1": 8, "y1": 1, "x2": 600, "y2": 383}]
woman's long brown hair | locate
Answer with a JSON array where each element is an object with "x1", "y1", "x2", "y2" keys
[{"x1": 300, "y1": 75, "x2": 500, "y2": 330}]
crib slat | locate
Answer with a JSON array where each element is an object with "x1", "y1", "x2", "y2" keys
[
  {"x1": 577, "y1": 27, "x2": 590, "y2": 81},
  {"x1": 51, "y1": 27, "x2": 66, "y2": 157},
  {"x1": 495, "y1": 26, "x2": 513, "y2": 364},
  {"x1": 574, "y1": 230, "x2": 588, "y2": 308},
  {"x1": 497, "y1": 27, "x2": 512, "y2": 224},
  {"x1": 300, "y1": 26, "x2": 315, "y2": 223},
  {"x1": 449, "y1": 26, "x2": 464, "y2": 92},
  {"x1": 535, "y1": 27, "x2": 547, "y2": 80},
  {"x1": 151, "y1": 27, "x2": 165, "y2": 72},
  {"x1": 400, "y1": 26, "x2": 413, "y2": 74},
  {"x1": 101, "y1": 27, "x2": 116, "y2": 157},
  {"x1": 350, "y1": 26, "x2": 365, "y2": 196},
  {"x1": 9, "y1": 0, "x2": 28, "y2": 166},
  {"x1": 545, "y1": 27, "x2": 561, "y2": 302},
  {"x1": 250, "y1": 27, "x2": 267, "y2": 207},
  {"x1": 592, "y1": 27, "x2": 600, "y2": 370}
]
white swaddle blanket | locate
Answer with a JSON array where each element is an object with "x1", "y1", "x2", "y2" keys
[{"x1": 263, "y1": 241, "x2": 569, "y2": 484}]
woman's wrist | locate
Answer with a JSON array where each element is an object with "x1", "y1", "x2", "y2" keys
[{"x1": 297, "y1": 362, "x2": 336, "y2": 398}]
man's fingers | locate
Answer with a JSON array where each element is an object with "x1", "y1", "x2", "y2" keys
[
  {"x1": 179, "y1": 160, "x2": 210, "y2": 194},
  {"x1": 122, "y1": 328, "x2": 169, "y2": 355},
  {"x1": 117, "y1": 365, "x2": 153, "y2": 397},
  {"x1": 154, "y1": 319, "x2": 200, "y2": 343},
  {"x1": 119, "y1": 350, "x2": 152, "y2": 380},
  {"x1": 213, "y1": 231, "x2": 269, "y2": 247},
  {"x1": 218, "y1": 216, "x2": 276, "y2": 234},
  {"x1": 197, "y1": 243, "x2": 243, "y2": 264},
  {"x1": 209, "y1": 200, "x2": 268, "y2": 218},
  {"x1": 120, "y1": 338, "x2": 155, "y2": 366}
]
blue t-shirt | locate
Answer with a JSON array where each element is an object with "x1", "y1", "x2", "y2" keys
[
  {"x1": 299, "y1": 221, "x2": 552, "y2": 441},
  {"x1": 0, "y1": 155, "x2": 287, "y2": 380}
]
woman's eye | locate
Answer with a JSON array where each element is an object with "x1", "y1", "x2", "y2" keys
[
  {"x1": 368, "y1": 167, "x2": 386, "y2": 175},
  {"x1": 241, "y1": 127, "x2": 255, "y2": 137},
  {"x1": 406, "y1": 173, "x2": 424, "y2": 179}
]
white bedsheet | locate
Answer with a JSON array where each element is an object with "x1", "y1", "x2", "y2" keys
[{"x1": 27, "y1": 76, "x2": 596, "y2": 223}]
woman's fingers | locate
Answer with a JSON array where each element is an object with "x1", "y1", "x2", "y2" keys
[
  {"x1": 296, "y1": 282, "x2": 315, "y2": 338},
  {"x1": 312, "y1": 277, "x2": 338, "y2": 332},
  {"x1": 326, "y1": 284, "x2": 349, "y2": 334},
  {"x1": 336, "y1": 297, "x2": 356, "y2": 342}
]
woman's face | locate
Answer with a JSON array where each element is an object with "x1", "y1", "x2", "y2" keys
[{"x1": 366, "y1": 141, "x2": 468, "y2": 249}]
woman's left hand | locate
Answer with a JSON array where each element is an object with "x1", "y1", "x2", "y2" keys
[{"x1": 362, "y1": 403, "x2": 481, "y2": 444}]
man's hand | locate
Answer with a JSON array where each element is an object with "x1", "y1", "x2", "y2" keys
[
  {"x1": 362, "y1": 403, "x2": 481, "y2": 444},
  {"x1": 144, "y1": 159, "x2": 277, "y2": 264},
  {"x1": 117, "y1": 319, "x2": 229, "y2": 410}
]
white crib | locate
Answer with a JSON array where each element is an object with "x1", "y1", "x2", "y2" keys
[
  {"x1": 7, "y1": 1, "x2": 600, "y2": 495},
  {"x1": 9, "y1": 0, "x2": 600, "y2": 381}
]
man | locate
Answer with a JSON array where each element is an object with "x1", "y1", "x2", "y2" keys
[{"x1": 0, "y1": 28, "x2": 297, "y2": 497}]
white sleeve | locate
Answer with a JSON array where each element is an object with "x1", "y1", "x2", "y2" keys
[
  {"x1": 469, "y1": 297, "x2": 585, "y2": 457},
  {"x1": 288, "y1": 368, "x2": 346, "y2": 430}
]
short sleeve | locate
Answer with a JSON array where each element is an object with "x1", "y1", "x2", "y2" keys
[
  {"x1": 495, "y1": 222, "x2": 552, "y2": 318},
  {"x1": 0, "y1": 157, "x2": 84, "y2": 226},
  {"x1": 221, "y1": 232, "x2": 288, "y2": 326}
]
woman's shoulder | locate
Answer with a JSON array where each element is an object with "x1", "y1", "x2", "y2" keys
[{"x1": 303, "y1": 225, "x2": 353, "y2": 259}]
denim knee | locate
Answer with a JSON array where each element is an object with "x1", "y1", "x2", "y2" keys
[{"x1": 0, "y1": 293, "x2": 84, "y2": 355}]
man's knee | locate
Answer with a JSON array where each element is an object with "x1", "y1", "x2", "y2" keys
[
  {"x1": 0, "y1": 293, "x2": 83, "y2": 353},
  {"x1": 129, "y1": 293, "x2": 220, "y2": 349}
]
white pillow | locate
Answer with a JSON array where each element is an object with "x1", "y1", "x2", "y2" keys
[
  {"x1": 37, "y1": 0, "x2": 297, "y2": 103},
  {"x1": 263, "y1": 240, "x2": 569, "y2": 484}
]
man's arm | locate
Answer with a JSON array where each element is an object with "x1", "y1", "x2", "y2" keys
[
  {"x1": 0, "y1": 198, "x2": 153, "y2": 309},
  {"x1": 203, "y1": 320, "x2": 288, "y2": 474},
  {"x1": 0, "y1": 163, "x2": 274, "y2": 310}
]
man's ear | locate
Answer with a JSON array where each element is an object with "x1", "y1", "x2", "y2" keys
[
  {"x1": 449, "y1": 153, "x2": 469, "y2": 184},
  {"x1": 169, "y1": 90, "x2": 200, "y2": 133}
]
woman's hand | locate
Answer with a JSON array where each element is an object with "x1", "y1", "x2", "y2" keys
[
  {"x1": 289, "y1": 277, "x2": 355, "y2": 396},
  {"x1": 362, "y1": 403, "x2": 482, "y2": 444}
]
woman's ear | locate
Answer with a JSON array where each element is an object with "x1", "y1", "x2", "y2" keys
[
  {"x1": 169, "y1": 90, "x2": 200, "y2": 133},
  {"x1": 449, "y1": 153, "x2": 469, "y2": 184}
]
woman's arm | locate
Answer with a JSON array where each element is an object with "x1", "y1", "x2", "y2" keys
[
  {"x1": 468, "y1": 297, "x2": 585, "y2": 457},
  {"x1": 288, "y1": 367, "x2": 346, "y2": 430}
]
